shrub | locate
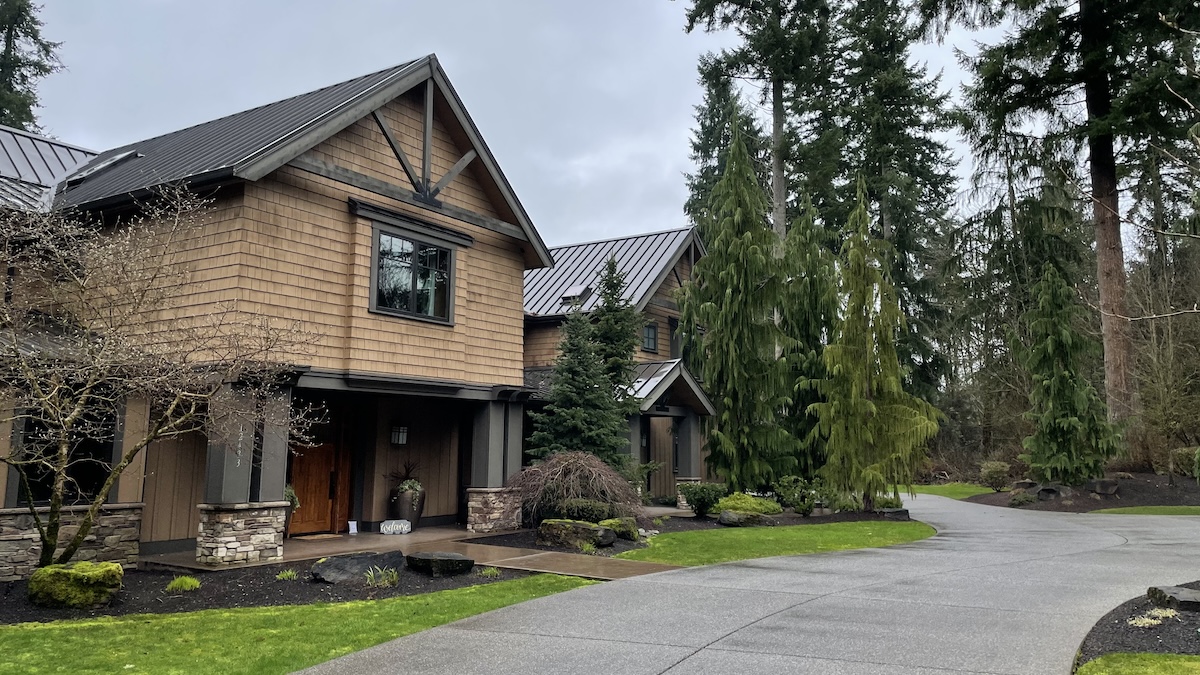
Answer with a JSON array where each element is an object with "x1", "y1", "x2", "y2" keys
[
  {"x1": 509, "y1": 451, "x2": 643, "y2": 526},
  {"x1": 28, "y1": 561, "x2": 123, "y2": 608},
  {"x1": 165, "y1": 575, "x2": 201, "y2": 593},
  {"x1": 1171, "y1": 448, "x2": 1198, "y2": 477},
  {"x1": 830, "y1": 492, "x2": 864, "y2": 513},
  {"x1": 1009, "y1": 492, "x2": 1037, "y2": 507},
  {"x1": 678, "y1": 482, "x2": 728, "y2": 517},
  {"x1": 979, "y1": 461, "x2": 1011, "y2": 492},
  {"x1": 873, "y1": 495, "x2": 904, "y2": 509},
  {"x1": 599, "y1": 517, "x2": 639, "y2": 541},
  {"x1": 713, "y1": 492, "x2": 783, "y2": 516},
  {"x1": 772, "y1": 476, "x2": 829, "y2": 516},
  {"x1": 477, "y1": 566, "x2": 502, "y2": 579},
  {"x1": 364, "y1": 565, "x2": 399, "y2": 588},
  {"x1": 651, "y1": 516, "x2": 667, "y2": 527},
  {"x1": 275, "y1": 569, "x2": 298, "y2": 581},
  {"x1": 578, "y1": 541, "x2": 597, "y2": 555},
  {"x1": 554, "y1": 498, "x2": 613, "y2": 523}
]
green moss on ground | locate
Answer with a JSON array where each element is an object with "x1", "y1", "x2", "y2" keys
[
  {"x1": 27, "y1": 562, "x2": 124, "y2": 609},
  {"x1": 0, "y1": 574, "x2": 592, "y2": 675},
  {"x1": 1076, "y1": 653, "x2": 1200, "y2": 674},
  {"x1": 615, "y1": 521, "x2": 935, "y2": 566}
]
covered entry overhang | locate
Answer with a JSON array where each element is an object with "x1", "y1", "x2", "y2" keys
[{"x1": 629, "y1": 359, "x2": 715, "y2": 418}]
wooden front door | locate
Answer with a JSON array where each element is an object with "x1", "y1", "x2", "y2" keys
[{"x1": 289, "y1": 443, "x2": 336, "y2": 535}]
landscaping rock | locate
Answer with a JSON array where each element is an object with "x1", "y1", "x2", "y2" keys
[
  {"x1": 405, "y1": 551, "x2": 474, "y2": 577},
  {"x1": 717, "y1": 510, "x2": 777, "y2": 527},
  {"x1": 28, "y1": 561, "x2": 123, "y2": 608},
  {"x1": 310, "y1": 551, "x2": 406, "y2": 584},
  {"x1": 879, "y1": 508, "x2": 911, "y2": 521},
  {"x1": 1085, "y1": 478, "x2": 1119, "y2": 495},
  {"x1": 1012, "y1": 479, "x2": 1038, "y2": 491},
  {"x1": 1037, "y1": 484, "x2": 1072, "y2": 501},
  {"x1": 536, "y1": 519, "x2": 617, "y2": 548},
  {"x1": 598, "y1": 517, "x2": 639, "y2": 541},
  {"x1": 1148, "y1": 586, "x2": 1200, "y2": 612}
]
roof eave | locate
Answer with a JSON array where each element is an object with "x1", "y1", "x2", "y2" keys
[{"x1": 634, "y1": 228, "x2": 700, "y2": 313}]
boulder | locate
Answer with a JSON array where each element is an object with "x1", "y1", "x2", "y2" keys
[
  {"x1": 878, "y1": 508, "x2": 911, "y2": 521},
  {"x1": 598, "y1": 517, "x2": 639, "y2": 541},
  {"x1": 1148, "y1": 586, "x2": 1200, "y2": 612},
  {"x1": 28, "y1": 561, "x2": 123, "y2": 608},
  {"x1": 536, "y1": 519, "x2": 617, "y2": 548},
  {"x1": 405, "y1": 551, "x2": 474, "y2": 577},
  {"x1": 1037, "y1": 484, "x2": 1072, "y2": 501},
  {"x1": 1011, "y1": 479, "x2": 1038, "y2": 491},
  {"x1": 717, "y1": 510, "x2": 777, "y2": 527},
  {"x1": 310, "y1": 551, "x2": 406, "y2": 584},
  {"x1": 1085, "y1": 478, "x2": 1119, "y2": 496}
]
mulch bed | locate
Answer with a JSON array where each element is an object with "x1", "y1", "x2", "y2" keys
[
  {"x1": 965, "y1": 472, "x2": 1200, "y2": 513},
  {"x1": 0, "y1": 559, "x2": 529, "y2": 626},
  {"x1": 1076, "y1": 580, "x2": 1200, "y2": 669},
  {"x1": 471, "y1": 510, "x2": 900, "y2": 557}
]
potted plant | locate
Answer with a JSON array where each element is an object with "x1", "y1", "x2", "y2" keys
[
  {"x1": 387, "y1": 461, "x2": 425, "y2": 527},
  {"x1": 283, "y1": 484, "x2": 300, "y2": 537}
]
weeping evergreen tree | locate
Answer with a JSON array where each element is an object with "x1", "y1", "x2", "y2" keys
[
  {"x1": 591, "y1": 256, "x2": 643, "y2": 416},
  {"x1": 1017, "y1": 264, "x2": 1122, "y2": 485},
  {"x1": 808, "y1": 184, "x2": 941, "y2": 509},
  {"x1": 780, "y1": 196, "x2": 837, "y2": 476},
  {"x1": 679, "y1": 115, "x2": 795, "y2": 491},
  {"x1": 528, "y1": 308, "x2": 630, "y2": 467}
]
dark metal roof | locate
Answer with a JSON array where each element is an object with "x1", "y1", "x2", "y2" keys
[
  {"x1": 523, "y1": 227, "x2": 698, "y2": 317},
  {"x1": 523, "y1": 359, "x2": 714, "y2": 415},
  {"x1": 0, "y1": 125, "x2": 95, "y2": 211},
  {"x1": 55, "y1": 60, "x2": 422, "y2": 210}
]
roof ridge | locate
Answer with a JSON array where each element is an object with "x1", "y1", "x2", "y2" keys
[
  {"x1": 548, "y1": 225, "x2": 692, "y2": 251},
  {"x1": 88, "y1": 60, "x2": 421, "y2": 159}
]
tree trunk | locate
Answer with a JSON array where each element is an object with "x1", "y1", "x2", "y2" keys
[
  {"x1": 1081, "y1": 0, "x2": 1135, "y2": 423},
  {"x1": 771, "y1": 77, "x2": 787, "y2": 241}
]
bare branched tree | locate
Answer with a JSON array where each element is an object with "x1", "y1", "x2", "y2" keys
[{"x1": 0, "y1": 186, "x2": 317, "y2": 566}]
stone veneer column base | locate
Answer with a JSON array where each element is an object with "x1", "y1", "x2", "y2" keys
[
  {"x1": 466, "y1": 488, "x2": 521, "y2": 533},
  {"x1": 0, "y1": 504, "x2": 143, "y2": 582},
  {"x1": 196, "y1": 502, "x2": 287, "y2": 566}
]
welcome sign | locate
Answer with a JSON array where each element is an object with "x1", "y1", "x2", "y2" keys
[{"x1": 380, "y1": 519, "x2": 412, "y2": 535}]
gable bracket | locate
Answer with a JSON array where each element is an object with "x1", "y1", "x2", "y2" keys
[
  {"x1": 372, "y1": 110, "x2": 422, "y2": 194},
  {"x1": 429, "y1": 149, "x2": 476, "y2": 200}
]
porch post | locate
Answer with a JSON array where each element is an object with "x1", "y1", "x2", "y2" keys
[
  {"x1": 502, "y1": 402, "x2": 523, "y2": 483},
  {"x1": 677, "y1": 412, "x2": 701, "y2": 479},
  {"x1": 624, "y1": 414, "x2": 643, "y2": 461},
  {"x1": 471, "y1": 401, "x2": 505, "y2": 488},
  {"x1": 203, "y1": 386, "x2": 254, "y2": 505},
  {"x1": 256, "y1": 388, "x2": 292, "y2": 503}
]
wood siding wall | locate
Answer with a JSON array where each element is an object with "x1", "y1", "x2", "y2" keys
[
  {"x1": 524, "y1": 323, "x2": 563, "y2": 368},
  {"x1": 140, "y1": 432, "x2": 206, "y2": 542},
  {"x1": 362, "y1": 397, "x2": 462, "y2": 522},
  {"x1": 649, "y1": 417, "x2": 675, "y2": 498},
  {"x1": 637, "y1": 253, "x2": 691, "y2": 363}
]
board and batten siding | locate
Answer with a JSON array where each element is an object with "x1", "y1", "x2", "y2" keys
[
  {"x1": 140, "y1": 431, "x2": 206, "y2": 542},
  {"x1": 361, "y1": 397, "x2": 461, "y2": 522}
]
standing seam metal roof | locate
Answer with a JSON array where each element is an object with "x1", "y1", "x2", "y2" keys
[
  {"x1": 523, "y1": 227, "x2": 695, "y2": 317},
  {"x1": 0, "y1": 125, "x2": 95, "y2": 211},
  {"x1": 54, "y1": 60, "x2": 420, "y2": 209}
]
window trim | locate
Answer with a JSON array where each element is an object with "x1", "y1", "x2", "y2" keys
[
  {"x1": 642, "y1": 321, "x2": 659, "y2": 354},
  {"x1": 368, "y1": 221, "x2": 459, "y2": 326}
]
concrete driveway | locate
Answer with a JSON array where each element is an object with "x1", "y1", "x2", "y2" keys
[{"x1": 299, "y1": 495, "x2": 1200, "y2": 674}]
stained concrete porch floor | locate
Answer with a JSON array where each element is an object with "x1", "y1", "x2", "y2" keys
[{"x1": 140, "y1": 526, "x2": 679, "y2": 581}]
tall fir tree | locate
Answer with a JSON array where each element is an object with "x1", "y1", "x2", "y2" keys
[
  {"x1": 920, "y1": 0, "x2": 1200, "y2": 423},
  {"x1": 527, "y1": 308, "x2": 630, "y2": 467},
  {"x1": 808, "y1": 185, "x2": 941, "y2": 509},
  {"x1": 779, "y1": 196, "x2": 837, "y2": 476},
  {"x1": 590, "y1": 256, "x2": 644, "y2": 416},
  {"x1": 679, "y1": 115, "x2": 795, "y2": 491},
  {"x1": 1017, "y1": 264, "x2": 1122, "y2": 484},
  {"x1": 832, "y1": 0, "x2": 957, "y2": 401},
  {"x1": 0, "y1": 0, "x2": 58, "y2": 132}
]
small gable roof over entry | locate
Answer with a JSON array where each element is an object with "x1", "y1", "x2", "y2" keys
[
  {"x1": 54, "y1": 55, "x2": 552, "y2": 268},
  {"x1": 523, "y1": 227, "x2": 702, "y2": 318}
]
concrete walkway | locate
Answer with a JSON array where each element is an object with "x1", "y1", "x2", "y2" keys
[{"x1": 299, "y1": 495, "x2": 1200, "y2": 675}]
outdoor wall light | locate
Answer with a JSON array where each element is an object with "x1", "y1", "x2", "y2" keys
[{"x1": 390, "y1": 425, "x2": 409, "y2": 446}]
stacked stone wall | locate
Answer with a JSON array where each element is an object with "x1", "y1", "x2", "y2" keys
[
  {"x1": 0, "y1": 504, "x2": 142, "y2": 581},
  {"x1": 196, "y1": 502, "x2": 287, "y2": 565},
  {"x1": 465, "y1": 488, "x2": 521, "y2": 533}
]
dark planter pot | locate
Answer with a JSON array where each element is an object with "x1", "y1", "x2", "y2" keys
[{"x1": 389, "y1": 489, "x2": 426, "y2": 527}]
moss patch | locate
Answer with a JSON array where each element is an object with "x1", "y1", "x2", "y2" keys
[{"x1": 27, "y1": 562, "x2": 124, "y2": 609}]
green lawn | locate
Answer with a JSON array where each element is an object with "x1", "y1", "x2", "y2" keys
[
  {"x1": 901, "y1": 483, "x2": 995, "y2": 499},
  {"x1": 0, "y1": 574, "x2": 592, "y2": 675},
  {"x1": 615, "y1": 521, "x2": 935, "y2": 566},
  {"x1": 1077, "y1": 653, "x2": 1200, "y2": 674},
  {"x1": 1092, "y1": 506, "x2": 1200, "y2": 515}
]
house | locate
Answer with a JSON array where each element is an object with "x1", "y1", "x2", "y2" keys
[
  {"x1": 522, "y1": 227, "x2": 714, "y2": 499},
  {"x1": 0, "y1": 55, "x2": 553, "y2": 575},
  {"x1": 0, "y1": 125, "x2": 94, "y2": 211}
]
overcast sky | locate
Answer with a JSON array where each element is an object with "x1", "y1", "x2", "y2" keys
[{"x1": 37, "y1": 1, "x2": 978, "y2": 247}]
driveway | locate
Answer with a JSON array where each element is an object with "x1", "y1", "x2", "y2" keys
[{"x1": 299, "y1": 495, "x2": 1200, "y2": 674}]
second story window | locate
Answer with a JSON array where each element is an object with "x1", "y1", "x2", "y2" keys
[
  {"x1": 642, "y1": 322, "x2": 658, "y2": 353},
  {"x1": 375, "y1": 231, "x2": 452, "y2": 322}
]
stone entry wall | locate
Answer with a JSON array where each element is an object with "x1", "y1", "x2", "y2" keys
[
  {"x1": 196, "y1": 502, "x2": 287, "y2": 565},
  {"x1": 466, "y1": 488, "x2": 521, "y2": 533},
  {"x1": 0, "y1": 504, "x2": 143, "y2": 582}
]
